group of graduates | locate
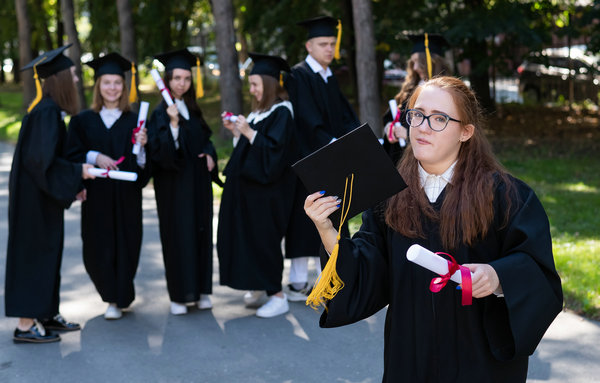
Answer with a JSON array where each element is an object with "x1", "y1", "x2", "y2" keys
[{"x1": 5, "y1": 12, "x2": 564, "y2": 383}]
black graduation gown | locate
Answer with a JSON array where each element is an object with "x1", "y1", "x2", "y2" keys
[
  {"x1": 147, "y1": 102, "x2": 219, "y2": 303},
  {"x1": 320, "y1": 177, "x2": 563, "y2": 383},
  {"x1": 5, "y1": 97, "x2": 82, "y2": 319},
  {"x1": 284, "y1": 60, "x2": 360, "y2": 259},
  {"x1": 65, "y1": 109, "x2": 151, "y2": 308},
  {"x1": 217, "y1": 102, "x2": 296, "y2": 292}
]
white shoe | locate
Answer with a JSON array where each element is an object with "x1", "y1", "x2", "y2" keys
[
  {"x1": 104, "y1": 303, "x2": 122, "y2": 320},
  {"x1": 243, "y1": 291, "x2": 267, "y2": 308},
  {"x1": 197, "y1": 295, "x2": 212, "y2": 310},
  {"x1": 286, "y1": 283, "x2": 311, "y2": 302},
  {"x1": 170, "y1": 302, "x2": 188, "y2": 315},
  {"x1": 256, "y1": 294, "x2": 289, "y2": 318}
]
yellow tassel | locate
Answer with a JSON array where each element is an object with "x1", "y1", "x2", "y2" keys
[
  {"x1": 196, "y1": 57, "x2": 204, "y2": 99},
  {"x1": 334, "y1": 19, "x2": 342, "y2": 61},
  {"x1": 279, "y1": 72, "x2": 283, "y2": 87},
  {"x1": 27, "y1": 65, "x2": 43, "y2": 113},
  {"x1": 424, "y1": 32, "x2": 432, "y2": 80},
  {"x1": 306, "y1": 173, "x2": 354, "y2": 310},
  {"x1": 129, "y1": 62, "x2": 138, "y2": 104}
]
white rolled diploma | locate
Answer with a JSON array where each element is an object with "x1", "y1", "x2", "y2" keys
[
  {"x1": 388, "y1": 99, "x2": 406, "y2": 147},
  {"x1": 150, "y1": 69, "x2": 174, "y2": 106},
  {"x1": 88, "y1": 168, "x2": 138, "y2": 182},
  {"x1": 133, "y1": 101, "x2": 149, "y2": 155},
  {"x1": 406, "y1": 244, "x2": 473, "y2": 284}
]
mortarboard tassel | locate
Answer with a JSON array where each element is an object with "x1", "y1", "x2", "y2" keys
[
  {"x1": 334, "y1": 20, "x2": 342, "y2": 61},
  {"x1": 424, "y1": 32, "x2": 433, "y2": 80},
  {"x1": 129, "y1": 62, "x2": 138, "y2": 104},
  {"x1": 279, "y1": 72, "x2": 284, "y2": 88},
  {"x1": 27, "y1": 57, "x2": 47, "y2": 113},
  {"x1": 196, "y1": 57, "x2": 204, "y2": 99},
  {"x1": 306, "y1": 173, "x2": 354, "y2": 310}
]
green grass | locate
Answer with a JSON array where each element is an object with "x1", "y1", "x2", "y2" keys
[{"x1": 0, "y1": 86, "x2": 24, "y2": 142}]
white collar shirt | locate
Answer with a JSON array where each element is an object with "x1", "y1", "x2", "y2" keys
[
  {"x1": 99, "y1": 107, "x2": 122, "y2": 129},
  {"x1": 305, "y1": 54, "x2": 332, "y2": 83},
  {"x1": 418, "y1": 161, "x2": 457, "y2": 203}
]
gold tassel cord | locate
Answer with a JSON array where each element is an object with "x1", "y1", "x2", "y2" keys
[
  {"x1": 424, "y1": 32, "x2": 432, "y2": 80},
  {"x1": 129, "y1": 62, "x2": 138, "y2": 104},
  {"x1": 27, "y1": 56, "x2": 48, "y2": 113},
  {"x1": 279, "y1": 72, "x2": 284, "y2": 88},
  {"x1": 334, "y1": 20, "x2": 342, "y2": 61},
  {"x1": 306, "y1": 173, "x2": 355, "y2": 310},
  {"x1": 196, "y1": 57, "x2": 204, "y2": 99}
]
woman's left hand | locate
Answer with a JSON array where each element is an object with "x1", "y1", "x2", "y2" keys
[
  {"x1": 135, "y1": 127, "x2": 148, "y2": 147},
  {"x1": 463, "y1": 263, "x2": 501, "y2": 298},
  {"x1": 199, "y1": 153, "x2": 215, "y2": 172}
]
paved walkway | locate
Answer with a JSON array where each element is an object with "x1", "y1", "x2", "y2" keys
[{"x1": 0, "y1": 141, "x2": 598, "y2": 382}]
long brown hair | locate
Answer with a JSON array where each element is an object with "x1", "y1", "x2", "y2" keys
[
  {"x1": 164, "y1": 69, "x2": 203, "y2": 118},
  {"x1": 251, "y1": 75, "x2": 289, "y2": 112},
  {"x1": 395, "y1": 52, "x2": 450, "y2": 105},
  {"x1": 385, "y1": 76, "x2": 514, "y2": 250},
  {"x1": 42, "y1": 67, "x2": 79, "y2": 115},
  {"x1": 90, "y1": 75, "x2": 131, "y2": 113}
]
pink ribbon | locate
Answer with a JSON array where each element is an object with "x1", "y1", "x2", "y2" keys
[
  {"x1": 429, "y1": 252, "x2": 472, "y2": 306},
  {"x1": 132, "y1": 120, "x2": 143, "y2": 144},
  {"x1": 389, "y1": 107, "x2": 401, "y2": 141},
  {"x1": 101, "y1": 156, "x2": 125, "y2": 178}
]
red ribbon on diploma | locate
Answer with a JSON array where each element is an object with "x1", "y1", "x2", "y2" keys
[
  {"x1": 101, "y1": 156, "x2": 125, "y2": 178},
  {"x1": 388, "y1": 108, "x2": 401, "y2": 141},
  {"x1": 429, "y1": 252, "x2": 472, "y2": 306},
  {"x1": 132, "y1": 120, "x2": 143, "y2": 144}
]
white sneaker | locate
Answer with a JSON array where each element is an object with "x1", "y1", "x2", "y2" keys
[
  {"x1": 170, "y1": 302, "x2": 188, "y2": 315},
  {"x1": 104, "y1": 303, "x2": 122, "y2": 320},
  {"x1": 256, "y1": 294, "x2": 289, "y2": 318},
  {"x1": 243, "y1": 291, "x2": 267, "y2": 308},
  {"x1": 197, "y1": 295, "x2": 212, "y2": 310},
  {"x1": 286, "y1": 283, "x2": 312, "y2": 302}
]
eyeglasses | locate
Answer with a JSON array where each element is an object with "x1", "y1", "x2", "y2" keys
[{"x1": 406, "y1": 109, "x2": 462, "y2": 132}]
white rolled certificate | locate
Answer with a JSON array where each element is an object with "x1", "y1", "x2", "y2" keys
[
  {"x1": 88, "y1": 168, "x2": 138, "y2": 182},
  {"x1": 388, "y1": 99, "x2": 406, "y2": 147},
  {"x1": 406, "y1": 244, "x2": 473, "y2": 284},
  {"x1": 150, "y1": 69, "x2": 174, "y2": 106},
  {"x1": 133, "y1": 101, "x2": 149, "y2": 155}
]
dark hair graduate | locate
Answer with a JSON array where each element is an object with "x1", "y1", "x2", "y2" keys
[
  {"x1": 252, "y1": 74, "x2": 289, "y2": 113},
  {"x1": 395, "y1": 53, "x2": 450, "y2": 106},
  {"x1": 164, "y1": 69, "x2": 204, "y2": 118},
  {"x1": 385, "y1": 76, "x2": 515, "y2": 250},
  {"x1": 42, "y1": 67, "x2": 79, "y2": 116}
]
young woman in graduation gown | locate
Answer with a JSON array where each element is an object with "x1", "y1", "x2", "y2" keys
[
  {"x1": 65, "y1": 53, "x2": 151, "y2": 320},
  {"x1": 305, "y1": 76, "x2": 563, "y2": 382},
  {"x1": 147, "y1": 49, "x2": 221, "y2": 315},
  {"x1": 5, "y1": 45, "x2": 95, "y2": 343},
  {"x1": 217, "y1": 53, "x2": 296, "y2": 318}
]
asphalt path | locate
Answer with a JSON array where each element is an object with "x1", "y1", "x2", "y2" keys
[{"x1": 0, "y1": 141, "x2": 597, "y2": 382}]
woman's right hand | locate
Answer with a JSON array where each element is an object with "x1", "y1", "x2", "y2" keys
[
  {"x1": 96, "y1": 154, "x2": 119, "y2": 170},
  {"x1": 221, "y1": 111, "x2": 240, "y2": 137},
  {"x1": 166, "y1": 104, "x2": 179, "y2": 126},
  {"x1": 82, "y1": 164, "x2": 95, "y2": 180}
]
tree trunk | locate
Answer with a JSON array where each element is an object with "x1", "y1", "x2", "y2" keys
[
  {"x1": 211, "y1": 0, "x2": 243, "y2": 123},
  {"x1": 61, "y1": 0, "x2": 86, "y2": 109},
  {"x1": 351, "y1": 0, "x2": 381, "y2": 135},
  {"x1": 468, "y1": 39, "x2": 494, "y2": 114},
  {"x1": 15, "y1": 0, "x2": 34, "y2": 110},
  {"x1": 56, "y1": 0, "x2": 64, "y2": 47},
  {"x1": 117, "y1": 0, "x2": 138, "y2": 105}
]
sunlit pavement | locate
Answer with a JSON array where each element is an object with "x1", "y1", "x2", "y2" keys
[{"x1": 0, "y1": 141, "x2": 597, "y2": 382}]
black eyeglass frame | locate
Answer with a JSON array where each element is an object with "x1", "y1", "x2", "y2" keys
[{"x1": 406, "y1": 109, "x2": 462, "y2": 132}]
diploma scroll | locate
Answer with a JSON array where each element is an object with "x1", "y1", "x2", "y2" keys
[
  {"x1": 89, "y1": 168, "x2": 138, "y2": 182},
  {"x1": 133, "y1": 101, "x2": 149, "y2": 155},
  {"x1": 223, "y1": 112, "x2": 238, "y2": 123},
  {"x1": 406, "y1": 244, "x2": 473, "y2": 284},
  {"x1": 388, "y1": 99, "x2": 406, "y2": 147},
  {"x1": 150, "y1": 69, "x2": 174, "y2": 106}
]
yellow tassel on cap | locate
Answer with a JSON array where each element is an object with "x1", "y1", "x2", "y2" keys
[
  {"x1": 129, "y1": 62, "x2": 138, "y2": 104},
  {"x1": 196, "y1": 57, "x2": 204, "y2": 99},
  {"x1": 27, "y1": 65, "x2": 43, "y2": 113},
  {"x1": 279, "y1": 72, "x2": 284, "y2": 88},
  {"x1": 334, "y1": 19, "x2": 342, "y2": 61},
  {"x1": 424, "y1": 32, "x2": 432, "y2": 80},
  {"x1": 306, "y1": 173, "x2": 354, "y2": 310}
]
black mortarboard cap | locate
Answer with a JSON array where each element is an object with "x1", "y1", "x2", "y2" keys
[
  {"x1": 154, "y1": 48, "x2": 200, "y2": 72},
  {"x1": 249, "y1": 52, "x2": 290, "y2": 79},
  {"x1": 85, "y1": 52, "x2": 132, "y2": 80},
  {"x1": 297, "y1": 16, "x2": 338, "y2": 39},
  {"x1": 21, "y1": 44, "x2": 74, "y2": 78},
  {"x1": 407, "y1": 33, "x2": 449, "y2": 56},
  {"x1": 292, "y1": 123, "x2": 407, "y2": 228}
]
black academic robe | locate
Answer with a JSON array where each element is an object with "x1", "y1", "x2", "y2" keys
[
  {"x1": 284, "y1": 60, "x2": 360, "y2": 259},
  {"x1": 65, "y1": 109, "x2": 151, "y2": 308},
  {"x1": 320, "y1": 177, "x2": 563, "y2": 383},
  {"x1": 147, "y1": 102, "x2": 219, "y2": 303},
  {"x1": 5, "y1": 97, "x2": 82, "y2": 319},
  {"x1": 217, "y1": 102, "x2": 296, "y2": 292}
]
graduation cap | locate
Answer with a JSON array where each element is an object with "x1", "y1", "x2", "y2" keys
[
  {"x1": 249, "y1": 52, "x2": 290, "y2": 86},
  {"x1": 154, "y1": 48, "x2": 204, "y2": 98},
  {"x1": 21, "y1": 44, "x2": 74, "y2": 113},
  {"x1": 297, "y1": 16, "x2": 342, "y2": 60},
  {"x1": 86, "y1": 52, "x2": 138, "y2": 103},
  {"x1": 406, "y1": 33, "x2": 449, "y2": 79},
  {"x1": 292, "y1": 123, "x2": 407, "y2": 308}
]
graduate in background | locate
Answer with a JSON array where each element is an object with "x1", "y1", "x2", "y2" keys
[
  {"x1": 5, "y1": 45, "x2": 95, "y2": 343},
  {"x1": 304, "y1": 76, "x2": 562, "y2": 382},
  {"x1": 147, "y1": 49, "x2": 221, "y2": 315},
  {"x1": 65, "y1": 53, "x2": 151, "y2": 320},
  {"x1": 284, "y1": 16, "x2": 360, "y2": 301},
  {"x1": 382, "y1": 33, "x2": 451, "y2": 164},
  {"x1": 218, "y1": 53, "x2": 296, "y2": 318}
]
